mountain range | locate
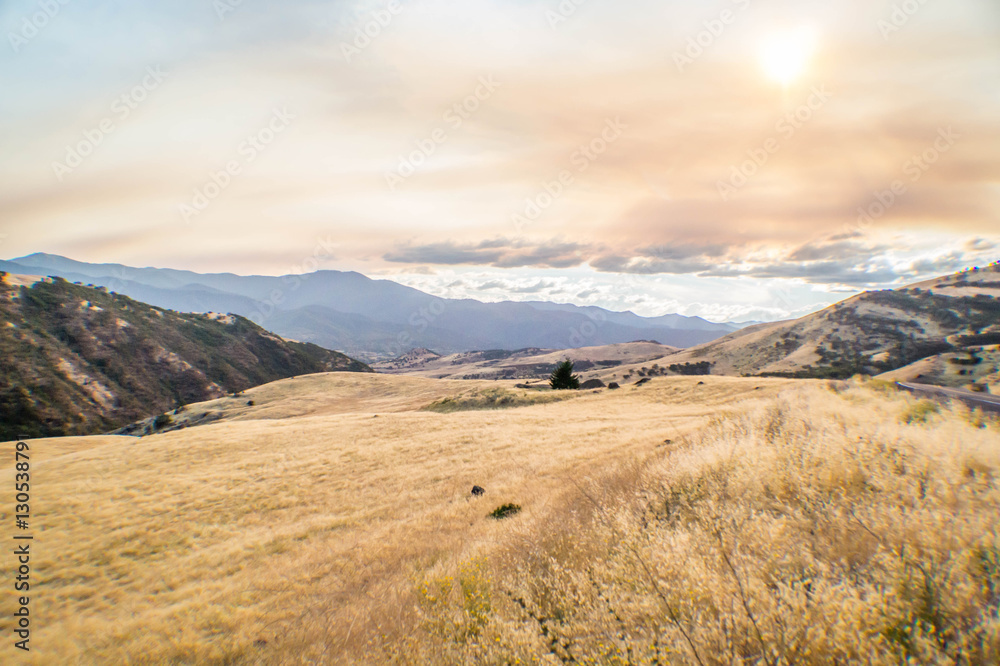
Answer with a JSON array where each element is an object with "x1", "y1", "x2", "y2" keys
[
  {"x1": 0, "y1": 273, "x2": 370, "y2": 440},
  {"x1": 0, "y1": 253, "x2": 740, "y2": 360},
  {"x1": 374, "y1": 263, "x2": 1000, "y2": 393}
]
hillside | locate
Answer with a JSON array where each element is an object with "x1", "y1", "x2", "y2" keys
[
  {"x1": 373, "y1": 341, "x2": 679, "y2": 380},
  {"x1": 1, "y1": 373, "x2": 996, "y2": 664},
  {"x1": 0, "y1": 273, "x2": 370, "y2": 440},
  {"x1": 878, "y1": 348, "x2": 1000, "y2": 392},
  {"x1": 0, "y1": 371, "x2": 799, "y2": 663},
  {"x1": 0, "y1": 253, "x2": 738, "y2": 358},
  {"x1": 646, "y1": 263, "x2": 1000, "y2": 381}
]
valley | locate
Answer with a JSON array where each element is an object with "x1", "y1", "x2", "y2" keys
[
  {"x1": 1, "y1": 372, "x2": 996, "y2": 664},
  {"x1": 0, "y1": 372, "x2": 797, "y2": 663},
  {"x1": 0, "y1": 262, "x2": 997, "y2": 664}
]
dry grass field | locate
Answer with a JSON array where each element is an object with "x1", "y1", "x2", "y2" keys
[{"x1": 1, "y1": 372, "x2": 998, "y2": 664}]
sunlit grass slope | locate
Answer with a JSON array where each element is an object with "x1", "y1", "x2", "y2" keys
[
  {"x1": 388, "y1": 380, "x2": 1000, "y2": 665},
  {"x1": 0, "y1": 372, "x2": 792, "y2": 664}
]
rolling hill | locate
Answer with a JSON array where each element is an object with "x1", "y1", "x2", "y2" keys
[
  {"x1": 1, "y1": 371, "x2": 996, "y2": 663},
  {"x1": 0, "y1": 253, "x2": 739, "y2": 358},
  {"x1": 635, "y1": 263, "x2": 1000, "y2": 385},
  {"x1": 0, "y1": 272, "x2": 370, "y2": 440}
]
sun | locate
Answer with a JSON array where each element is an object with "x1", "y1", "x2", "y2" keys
[{"x1": 759, "y1": 27, "x2": 817, "y2": 86}]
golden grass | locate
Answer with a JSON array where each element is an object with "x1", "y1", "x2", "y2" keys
[
  {"x1": 422, "y1": 386, "x2": 577, "y2": 413},
  {"x1": 901, "y1": 398, "x2": 942, "y2": 424},
  {"x1": 0, "y1": 373, "x2": 794, "y2": 664},
  {"x1": 387, "y1": 379, "x2": 1000, "y2": 665}
]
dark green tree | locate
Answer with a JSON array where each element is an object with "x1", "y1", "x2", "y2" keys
[{"x1": 549, "y1": 360, "x2": 580, "y2": 390}]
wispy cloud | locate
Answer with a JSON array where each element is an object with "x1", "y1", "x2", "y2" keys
[{"x1": 1, "y1": 0, "x2": 998, "y2": 318}]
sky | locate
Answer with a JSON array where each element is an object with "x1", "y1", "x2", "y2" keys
[{"x1": 1, "y1": 0, "x2": 998, "y2": 322}]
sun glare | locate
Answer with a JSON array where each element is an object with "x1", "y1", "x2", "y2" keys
[{"x1": 759, "y1": 27, "x2": 817, "y2": 86}]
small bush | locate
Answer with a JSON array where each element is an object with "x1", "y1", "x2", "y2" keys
[
  {"x1": 488, "y1": 503, "x2": 521, "y2": 520},
  {"x1": 901, "y1": 399, "x2": 940, "y2": 424},
  {"x1": 866, "y1": 378, "x2": 898, "y2": 394},
  {"x1": 153, "y1": 413, "x2": 172, "y2": 430},
  {"x1": 423, "y1": 388, "x2": 571, "y2": 413}
]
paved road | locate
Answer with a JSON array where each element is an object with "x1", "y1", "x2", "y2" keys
[{"x1": 896, "y1": 382, "x2": 1000, "y2": 414}]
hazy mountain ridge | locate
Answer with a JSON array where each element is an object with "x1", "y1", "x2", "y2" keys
[
  {"x1": 0, "y1": 273, "x2": 371, "y2": 440},
  {"x1": 0, "y1": 253, "x2": 739, "y2": 358},
  {"x1": 375, "y1": 265, "x2": 999, "y2": 389},
  {"x1": 642, "y1": 264, "x2": 1000, "y2": 386}
]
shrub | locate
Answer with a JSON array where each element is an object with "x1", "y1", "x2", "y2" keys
[
  {"x1": 669, "y1": 361, "x2": 713, "y2": 375},
  {"x1": 864, "y1": 378, "x2": 899, "y2": 395},
  {"x1": 423, "y1": 388, "x2": 571, "y2": 413},
  {"x1": 153, "y1": 413, "x2": 172, "y2": 430},
  {"x1": 549, "y1": 360, "x2": 580, "y2": 390},
  {"x1": 488, "y1": 504, "x2": 521, "y2": 520},
  {"x1": 901, "y1": 399, "x2": 940, "y2": 424}
]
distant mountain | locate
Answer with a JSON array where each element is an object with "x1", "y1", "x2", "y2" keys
[
  {"x1": 0, "y1": 273, "x2": 371, "y2": 440},
  {"x1": 0, "y1": 254, "x2": 740, "y2": 359},
  {"x1": 652, "y1": 263, "x2": 1000, "y2": 381},
  {"x1": 522, "y1": 302, "x2": 728, "y2": 332}
]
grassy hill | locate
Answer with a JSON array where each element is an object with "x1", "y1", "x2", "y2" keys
[
  {"x1": 643, "y1": 263, "x2": 1000, "y2": 381},
  {"x1": 0, "y1": 273, "x2": 370, "y2": 440},
  {"x1": 0, "y1": 373, "x2": 996, "y2": 663}
]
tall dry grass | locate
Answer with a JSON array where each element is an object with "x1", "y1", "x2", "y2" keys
[
  {"x1": 1, "y1": 373, "x2": 789, "y2": 664},
  {"x1": 384, "y1": 380, "x2": 1000, "y2": 664},
  {"x1": 2, "y1": 374, "x2": 996, "y2": 663}
]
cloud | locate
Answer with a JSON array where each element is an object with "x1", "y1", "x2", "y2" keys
[
  {"x1": 383, "y1": 231, "x2": 1000, "y2": 290},
  {"x1": 907, "y1": 252, "x2": 969, "y2": 276},
  {"x1": 509, "y1": 280, "x2": 557, "y2": 294},
  {"x1": 702, "y1": 261, "x2": 902, "y2": 287},
  {"x1": 644, "y1": 242, "x2": 731, "y2": 260},
  {"x1": 966, "y1": 237, "x2": 996, "y2": 252},
  {"x1": 384, "y1": 238, "x2": 589, "y2": 269},
  {"x1": 589, "y1": 254, "x2": 714, "y2": 275},
  {"x1": 2, "y1": 0, "x2": 999, "y2": 322},
  {"x1": 582, "y1": 234, "x2": 999, "y2": 288},
  {"x1": 788, "y1": 239, "x2": 889, "y2": 262}
]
